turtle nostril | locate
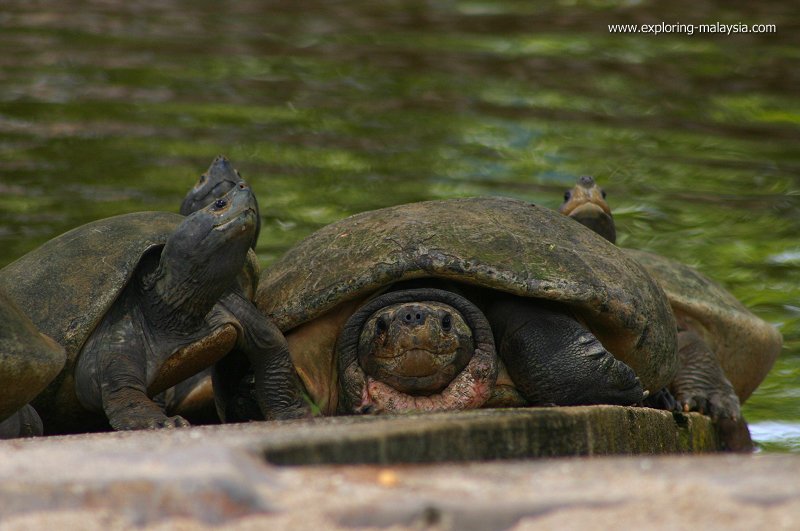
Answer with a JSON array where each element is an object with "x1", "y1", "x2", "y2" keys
[{"x1": 415, "y1": 313, "x2": 422, "y2": 321}]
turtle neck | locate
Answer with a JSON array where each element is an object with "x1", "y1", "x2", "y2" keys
[{"x1": 137, "y1": 253, "x2": 232, "y2": 335}]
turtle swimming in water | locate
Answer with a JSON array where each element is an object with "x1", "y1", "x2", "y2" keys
[
  {"x1": 559, "y1": 176, "x2": 782, "y2": 436},
  {"x1": 0, "y1": 183, "x2": 308, "y2": 433},
  {"x1": 245, "y1": 196, "x2": 679, "y2": 416}
]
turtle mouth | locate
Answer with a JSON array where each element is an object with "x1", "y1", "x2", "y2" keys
[
  {"x1": 384, "y1": 348, "x2": 446, "y2": 378},
  {"x1": 563, "y1": 201, "x2": 610, "y2": 218},
  {"x1": 213, "y1": 207, "x2": 257, "y2": 232},
  {"x1": 372, "y1": 346, "x2": 438, "y2": 359}
]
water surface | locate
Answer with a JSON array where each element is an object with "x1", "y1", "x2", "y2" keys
[{"x1": 1, "y1": 0, "x2": 797, "y2": 450}]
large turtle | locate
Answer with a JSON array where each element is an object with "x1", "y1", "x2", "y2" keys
[
  {"x1": 559, "y1": 177, "x2": 782, "y2": 424},
  {"x1": 0, "y1": 183, "x2": 308, "y2": 433},
  {"x1": 0, "y1": 290, "x2": 65, "y2": 438},
  {"x1": 250, "y1": 197, "x2": 679, "y2": 416}
]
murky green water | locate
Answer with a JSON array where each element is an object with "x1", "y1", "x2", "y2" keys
[{"x1": 1, "y1": 0, "x2": 798, "y2": 450}]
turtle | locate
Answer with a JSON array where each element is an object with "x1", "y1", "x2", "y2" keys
[
  {"x1": 0, "y1": 290, "x2": 65, "y2": 438},
  {"x1": 247, "y1": 196, "x2": 679, "y2": 416},
  {"x1": 559, "y1": 176, "x2": 782, "y2": 434},
  {"x1": 0, "y1": 183, "x2": 308, "y2": 433},
  {"x1": 160, "y1": 156, "x2": 264, "y2": 423}
]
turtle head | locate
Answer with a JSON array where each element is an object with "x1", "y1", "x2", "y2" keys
[
  {"x1": 153, "y1": 182, "x2": 258, "y2": 316},
  {"x1": 180, "y1": 156, "x2": 261, "y2": 249},
  {"x1": 559, "y1": 176, "x2": 616, "y2": 243},
  {"x1": 337, "y1": 288, "x2": 498, "y2": 414},
  {"x1": 358, "y1": 301, "x2": 474, "y2": 395}
]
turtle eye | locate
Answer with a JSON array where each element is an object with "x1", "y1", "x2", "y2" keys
[
  {"x1": 601, "y1": 189, "x2": 607, "y2": 199},
  {"x1": 563, "y1": 190, "x2": 571, "y2": 201},
  {"x1": 441, "y1": 314, "x2": 452, "y2": 331},
  {"x1": 213, "y1": 198, "x2": 227, "y2": 209},
  {"x1": 376, "y1": 317, "x2": 388, "y2": 334}
]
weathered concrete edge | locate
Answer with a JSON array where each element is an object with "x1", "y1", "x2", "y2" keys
[{"x1": 257, "y1": 406, "x2": 720, "y2": 465}]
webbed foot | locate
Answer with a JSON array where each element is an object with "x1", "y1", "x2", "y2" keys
[{"x1": 671, "y1": 328, "x2": 741, "y2": 421}]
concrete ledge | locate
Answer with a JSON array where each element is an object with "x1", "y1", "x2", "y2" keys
[
  {"x1": 0, "y1": 406, "x2": 784, "y2": 529},
  {"x1": 260, "y1": 406, "x2": 720, "y2": 464},
  {"x1": 0, "y1": 407, "x2": 794, "y2": 529}
]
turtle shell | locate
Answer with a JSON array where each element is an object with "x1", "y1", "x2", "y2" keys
[
  {"x1": 257, "y1": 197, "x2": 679, "y2": 409},
  {"x1": 0, "y1": 290, "x2": 65, "y2": 421},
  {"x1": 0, "y1": 212, "x2": 182, "y2": 419},
  {"x1": 624, "y1": 249, "x2": 782, "y2": 402},
  {"x1": 0, "y1": 211, "x2": 260, "y2": 424}
]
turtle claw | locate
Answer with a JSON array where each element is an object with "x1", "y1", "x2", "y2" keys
[
  {"x1": 642, "y1": 388, "x2": 678, "y2": 411},
  {"x1": 676, "y1": 389, "x2": 740, "y2": 421},
  {"x1": 671, "y1": 328, "x2": 742, "y2": 421},
  {"x1": 110, "y1": 411, "x2": 191, "y2": 431},
  {"x1": 154, "y1": 415, "x2": 191, "y2": 429}
]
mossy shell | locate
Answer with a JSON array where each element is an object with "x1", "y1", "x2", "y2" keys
[
  {"x1": 624, "y1": 249, "x2": 782, "y2": 402},
  {"x1": 257, "y1": 197, "x2": 679, "y2": 411},
  {"x1": 0, "y1": 212, "x2": 258, "y2": 426},
  {"x1": 0, "y1": 290, "x2": 65, "y2": 421}
]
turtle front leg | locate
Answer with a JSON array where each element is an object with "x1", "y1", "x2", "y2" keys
[
  {"x1": 100, "y1": 353, "x2": 189, "y2": 430},
  {"x1": 670, "y1": 327, "x2": 752, "y2": 452},
  {"x1": 79, "y1": 321, "x2": 189, "y2": 430},
  {"x1": 486, "y1": 297, "x2": 644, "y2": 406},
  {"x1": 221, "y1": 291, "x2": 311, "y2": 420},
  {"x1": 670, "y1": 328, "x2": 741, "y2": 420}
]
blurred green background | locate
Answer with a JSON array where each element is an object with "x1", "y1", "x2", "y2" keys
[{"x1": 0, "y1": 0, "x2": 797, "y2": 450}]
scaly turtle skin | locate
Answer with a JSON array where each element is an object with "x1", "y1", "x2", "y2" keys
[
  {"x1": 162, "y1": 156, "x2": 263, "y2": 423},
  {"x1": 560, "y1": 177, "x2": 782, "y2": 445},
  {"x1": 0, "y1": 290, "x2": 65, "y2": 438},
  {"x1": 0, "y1": 184, "x2": 308, "y2": 433},
  {"x1": 251, "y1": 196, "x2": 678, "y2": 416}
]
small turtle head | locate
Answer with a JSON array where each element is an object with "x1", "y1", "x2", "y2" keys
[
  {"x1": 163, "y1": 182, "x2": 258, "y2": 289},
  {"x1": 180, "y1": 156, "x2": 241, "y2": 215},
  {"x1": 559, "y1": 176, "x2": 616, "y2": 243},
  {"x1": 180, "y1": 156, "x2": 261, "y2": 249}
]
